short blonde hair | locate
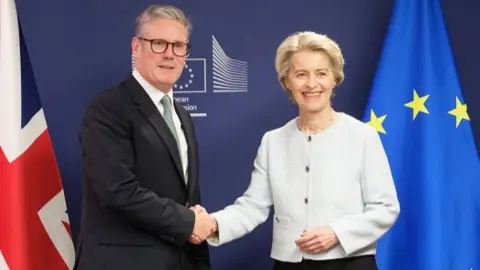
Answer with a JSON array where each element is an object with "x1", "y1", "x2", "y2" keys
[
  {"x1": 275, "y1": 31, "x2": 345, "y2": 92},
  {"x1": 135, "y1": 4, "x2": 192, "y2": 39}
]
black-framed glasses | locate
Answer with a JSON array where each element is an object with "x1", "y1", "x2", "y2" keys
[{"x1": 137, "y1": 37, "x2": 190, "y2": 57}]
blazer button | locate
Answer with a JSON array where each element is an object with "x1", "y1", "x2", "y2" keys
[{"x1": 304, "y1": 198, "x2": 308, "y2": 204}]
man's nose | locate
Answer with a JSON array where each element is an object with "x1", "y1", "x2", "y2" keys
[{"x1": 162, "y1": 44, "x2": 175, "y2": 58}]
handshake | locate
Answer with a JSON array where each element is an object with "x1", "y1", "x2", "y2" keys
[{"x1": 189, "y1": 205, "x2": 218, "y2": 245}]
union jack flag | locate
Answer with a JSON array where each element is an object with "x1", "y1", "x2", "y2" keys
[{"x1": 0, "y1": 0, "x2": 75, "y2": 269}]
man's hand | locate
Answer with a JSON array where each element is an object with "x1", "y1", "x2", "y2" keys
[
  {"x1": 189, "y1": 205, "x2": 216, "y2": 244},
  {"x1": 294, "y1": 225, "x2": 339, "y2": 253}
]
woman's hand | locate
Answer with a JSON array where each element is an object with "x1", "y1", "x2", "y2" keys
[{"x1": 295, "y1": 225, "x2": 339, "y2": 253}]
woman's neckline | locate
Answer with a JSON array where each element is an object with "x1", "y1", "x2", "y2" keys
[{"x1": 295, "y1": 110, "x2": 343, "y2": 135}]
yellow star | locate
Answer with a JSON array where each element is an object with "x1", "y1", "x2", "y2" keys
[
  {"x1": 404, "y1": 89, "x2": 429, "y2": 120},
  {"x1": 448, "y1": 96, "x2": 470, "y2": 128},
  {"x1": 366, "y1": 110, "x2": 387, "y2": 134}
]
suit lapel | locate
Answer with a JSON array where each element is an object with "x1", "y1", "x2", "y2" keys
[
  {"x1": 126, "y1": 75, "x2": 186, "y2": 188},
  {"x1": 174, "y1": 103, "x2": 197, "y2": 199}
]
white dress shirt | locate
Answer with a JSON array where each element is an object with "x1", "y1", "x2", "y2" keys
[
  {"x1": 208, "y1": 113, "x2": 400, "y2": 262},
  {"x1": 132, "y1": 69, "x2": 188, "y2": 182}
]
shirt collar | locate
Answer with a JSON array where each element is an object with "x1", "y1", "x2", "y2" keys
[{"x1": 132, "y1": 69, "x2": 174, "y2": 107}]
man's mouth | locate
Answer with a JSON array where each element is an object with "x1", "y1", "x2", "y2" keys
[{"x1": 158, "y1": 65, "x2": 174, "y2": 70}]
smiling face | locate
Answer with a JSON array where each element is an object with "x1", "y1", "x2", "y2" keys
[
  {"x1": 132, "y1": 18, "x2": 188, "y2": 92},
  {"x1": 284, "y1": 50, "x2": 337, "y2": 114}
]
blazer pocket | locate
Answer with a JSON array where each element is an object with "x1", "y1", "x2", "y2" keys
[
  {"x1": 98, "y1": 226, "x2": 156, "y2": 247},
  {"x1": 272, "y1": 215, "x2": 292, "y2": 252},
  {"x1": 273, "y1": 214, "x2": 291, "y2": 227},
  {"x1": 159, "y1": 235, "x2": 175, "y2": 244},
  {"x1": 98, "y1": 234, "x2": 155, "y2": 247}
]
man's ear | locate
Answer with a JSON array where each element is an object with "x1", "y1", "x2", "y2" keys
[{"x1": 131, "y1": 37, "x2": 139, "y2": 55}]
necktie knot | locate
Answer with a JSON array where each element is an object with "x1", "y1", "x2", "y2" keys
[{"x1": 161, "y1": 95, "x2": 172, "y2": 109}]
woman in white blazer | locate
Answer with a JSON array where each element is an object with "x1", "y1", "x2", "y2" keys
[{"x1": 198, "y1": 31, "x2": 400, "y2": 270}]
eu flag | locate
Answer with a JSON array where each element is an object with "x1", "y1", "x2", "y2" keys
[
  {"x1": 363, "y1": 0, "x2": 480, "y2": 269},
  {"x1": 175, "y1": 58, "x2": 207, "y2": 93}
]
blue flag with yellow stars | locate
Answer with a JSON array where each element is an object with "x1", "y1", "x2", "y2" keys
[{"x1": 363, "y1": 0, "x2": 480, "y2": 269}]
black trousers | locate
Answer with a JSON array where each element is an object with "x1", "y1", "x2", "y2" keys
[{"x1": 273, "y1": 255, "x2": 377, "y2": 270}]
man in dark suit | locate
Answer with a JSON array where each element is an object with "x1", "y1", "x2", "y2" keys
[{"x1": 74, "y1": 4, "x2": 214, "y2": 270}]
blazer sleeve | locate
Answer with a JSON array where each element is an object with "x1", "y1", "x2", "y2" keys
[
  {"x1": 207, "y1": 133, "x2": 273, "y2": 246},
  {"x1": 328, "y1": 127, "x2": 400, "y2": 255},
  {"x1": 79, "y1": 94, "x2": 194, "y2": 247}
]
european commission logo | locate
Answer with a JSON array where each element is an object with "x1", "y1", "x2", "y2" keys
[{"x1": 212, "y1": 35, "x2": 248, "y2": 93}]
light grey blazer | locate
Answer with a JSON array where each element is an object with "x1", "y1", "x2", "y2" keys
[{"x1": 208, "y1": 113, "x2": 400, "y2": 263}]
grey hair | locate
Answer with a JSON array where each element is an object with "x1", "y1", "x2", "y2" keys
[
  {"x1": 134, "y1": 4, "x2": 192, "y2": 39},
  {"x1": 275, "y1": 31, "x2": 345, "y2": 92}
]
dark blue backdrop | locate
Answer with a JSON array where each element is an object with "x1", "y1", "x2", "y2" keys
[{"x1": 14, "y1": 0, "x2": 480, "y2": 269}]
